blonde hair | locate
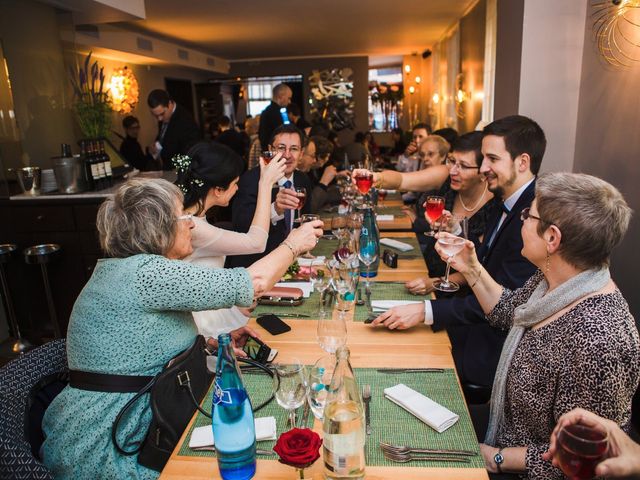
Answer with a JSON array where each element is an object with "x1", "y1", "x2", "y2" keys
[
  {"x1": 424, "y1": 135, "x2": 451, "y2": 160},
  {"x1": 536, "y1": 172, "x2": 632, "y2": 269},
  {"x1": 96, "y1": 178, "x2": 182, "y2": 258}
]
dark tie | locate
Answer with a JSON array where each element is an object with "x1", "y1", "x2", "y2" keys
[{"x1": 284, "y1": 180, "x2": 293, "y2": 233}]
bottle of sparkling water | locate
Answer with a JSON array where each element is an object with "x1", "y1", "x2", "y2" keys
[
  {"x1": 322, "y1": 346, "x2": 366, "y2": 479},
  {"x1": 212, "y1": 334, "x2": 256, "y2": 480},
  {"x1": 359, "y1": 206, "x2": 380, "y2": 278}
]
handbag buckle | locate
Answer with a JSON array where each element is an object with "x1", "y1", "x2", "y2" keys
[{"x1": 176, "y1": 371, "x2": 190, "y2": 387}]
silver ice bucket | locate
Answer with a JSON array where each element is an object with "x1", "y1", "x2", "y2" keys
[{"x1": 9, "y1": 167, "x2": 41, "y2": 195}]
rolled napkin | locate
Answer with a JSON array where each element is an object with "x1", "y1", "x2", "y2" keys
[
  {"x1": 384, "y1": 384, "x2": 459, "y2": 433},
  {"x1": 297, "y1": 256, "x2": 326, "y2": 267},
  {"x1": 372, "y1": 300, "x2": 422, "y2": 312},
  {"x1": 275, "y1": 281, "x2": 312, "y2": 297},
  {"x1": 189, "y1": 417, "x2": 278, "y2": 450},
  {"x1": 385, "y1": 189, "x2": 397, "y2": 194},
  {"x1": 380, "y1": 238, "x2": 414, "y2": 252},
  {"x1": 376, "y1": 214, "x2": 395, "y2": 221}
]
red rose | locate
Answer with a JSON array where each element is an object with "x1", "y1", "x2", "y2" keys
[{"x1": 273, "y1": 428, "x2": 322, "y2": 468}]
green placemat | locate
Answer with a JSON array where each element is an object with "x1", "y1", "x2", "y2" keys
[
  {"x1": 312, "y1": 235, "x2": 422, "y2": 260},
  {"x1": 353, "y1": 282, "x2": 428, "y2": 321},
  {"x1": 177, "y1": 368, "x2": 482, "y2": 468}
]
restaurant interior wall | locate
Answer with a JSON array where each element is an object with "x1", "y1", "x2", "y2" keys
[
  {"x1": 459, "y1": 0, "x2": 486, "y2": 134},
  {"x1": 573, "y1": 2, "x2": 640, "y2": 324},
  {"x1": 493, "y1": 0, "x2": 524, "y2": 120},
  {"x1": 228, "y1": 56, "x2": 369, "y2": 146}
]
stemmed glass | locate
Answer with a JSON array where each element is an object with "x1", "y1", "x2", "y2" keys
[
  {"x1": 274, "y1": 362, "x2": 308, "y2": 429},
  {"x1": 262, "y1": 150, "x2": 276, "y2": 165},
  {"x1": 306, "y1": 355, "x2": 336, "y2": 421},
  {"x1": 354, "y1": 171, "x2": 374, "y2": 207},
  {"x1": 335, "y1": 263, "x2": 357, "y2": 319},
  {"x1": 424, "y1": 195, "x2": 445, "y2": 237},
  {"x1": 433, "y1": 215, "x2": 466, "y2": 293},
  {"x1": 310, "y1": 263, "x2": 330, "y2": 318},
  {"x1": 330, "y1": 215, "x2": 347, "y2": 240},
  {"x1": 554, "y1": 423, "x2": 609, "y2": 479},
  {"x1": 378, "y1": 189, "x2": 388, "y2": 207},
  {"x1": 358, "y1": 235, "x2": 378, "y2": 286},
  {"x1": 299, "y1": 214, "x2": 319, "y2": 259},
  {"x1": 293, "y1": 187, "x2": 307, "y2": 223},
  {"x1": 335, "y1": 233, "x2": 357, "y2": 266}
]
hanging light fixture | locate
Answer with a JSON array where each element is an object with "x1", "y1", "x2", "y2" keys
[
  {"x1": 109, "y1": 66, "x2": 139, "y2": 114},
  {"x1": 592, "y1": 0, "x2": 640, "y2": 67}
]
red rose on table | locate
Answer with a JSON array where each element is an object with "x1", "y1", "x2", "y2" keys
[{"x1": 273, "y1": 428, "x2": 322, "y2": 468}]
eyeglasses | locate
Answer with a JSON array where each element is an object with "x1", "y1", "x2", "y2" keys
[
  {"x1": 177, "y1": 214, "x2": 193, "y2": 222},
  {"x1": 520, "y1": 207, "x2": 543, "y2": 222},
  {"x1": 445, "y1": 157, "x2": 480, "y2": 171},
  {"x1": 274, "y1": 145, "x2": 301, "y2": 154}
]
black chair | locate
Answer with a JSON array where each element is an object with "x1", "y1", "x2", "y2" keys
[{"x1": 0, "y1": 339, "x2": 67, "y2": 479}]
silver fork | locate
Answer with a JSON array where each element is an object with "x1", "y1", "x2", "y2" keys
[
  {"x1": 380, "y1": 441, "x2": 476, "y2": 456},
  {"x1": 382, "y1": 450, "x2": 471, "y2": 463},
  {"x1": 362, "y1": 384, "x2": 372, "y2": 435}
]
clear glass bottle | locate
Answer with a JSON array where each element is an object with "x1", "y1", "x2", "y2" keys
[
  {"x1": 212, "y1": 334, "x2": 256, "y2": 480},
  {"x1": 322, "y1": 346, "x2": 365, "y2": 479}
]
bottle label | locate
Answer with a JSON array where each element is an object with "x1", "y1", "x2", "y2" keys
[
  {"x1": 213, "y1": 380, "x2": 233, "y2": 405},
  {"x1": 362, "y1": 227, "x2": 368, "y2": 236},
  {"x1": 104, "y1": 162, "x2": 112, "y2": 176},
  {"x1": 91, "y1": 163, "x2": 99, "y2": 179}
]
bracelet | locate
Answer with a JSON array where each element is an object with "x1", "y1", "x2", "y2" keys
[
  {"x1": 375, "y1": 171, "x2": 384, "y2": 189},
  {"x1": 470, "y1": 268, "x2": 482, "y2": 288},
  {"x1": 282, "y1": 240, "x2": 297, "y2": 258}
]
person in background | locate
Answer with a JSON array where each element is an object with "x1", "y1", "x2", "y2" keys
[
  {"x1": 214, "y1": 115, "x2": 245, "y2": 160},
  {"x1": 543, "y1": 408, "x2": 640, "y2": 479},
  {"x1": 287, "y1": 102, "x2": 311, "y2": 135},
  {"x1": 297, "y1": 135, "x2": 343, "y2": 212},
  {"x1": 433, "y1": 172, "x2": 638, "y2": 478},
  {"x1": 147, "y1": 89, "x2": 200, "y2": 170},
  {"x1": 119, "y1": 115, "x2": 152, "y2": 171},
  {"x1": 228, "y1": 123, "x2": 314, "y2": 268},
  {"x1": 396, "y1": 122, "x2": 431, "y2": 172},
  {"x1": 40, "y1": 177, "x2": 322, "y2": 479},
  {"x1": 389, "y1": 127, "x2": 407, "y2": 156},
  {"x1": 364, "y1": 131, "x2": 380, "y2": 158},
  {"x1": 258, "y1": 83, "x2": 292, "y2": 151},
  {"x1": 177, "y1": 141, "x2": 288, "y2": 338},
  {"x1": 246, "y1": 115, "x2": 262, "y2": 170},
  {"x1": 344, "y1": 131, "x2": 370, "y2": 166},
  {"x1": 402, "y1": 134, "x2": 450, "y2": 203},
  {"x1": 432, "y1": 127, "x2": 459, "y2": 148}
]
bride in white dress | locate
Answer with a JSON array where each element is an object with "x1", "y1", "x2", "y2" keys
[{"x1": 175, "y1": 141, "x2": 286, "y2": 338}]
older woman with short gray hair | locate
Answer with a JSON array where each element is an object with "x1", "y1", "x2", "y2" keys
[
  {"x1": 41, "y1": 178, "x2": 322, "y2": 479},
  {"x1": 436, "y1": 172, "x2": 639, "y2": 479}
]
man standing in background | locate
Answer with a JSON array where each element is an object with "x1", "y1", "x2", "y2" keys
[{"x1": 258, "y1": 83, "x2": 292, "y2": 152}]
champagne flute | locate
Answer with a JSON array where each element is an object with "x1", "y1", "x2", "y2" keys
[
  {"x1": 555, "y1": 423, "x2": 609, "y2": 479},
  {"x1": 274, "y1": 362, "x2": 308, "y2": 429},
  {"x1": 424, "y1": 195, "x2": 445, "y2": 237},
  {"x1": 293, "y1": 187, "x2": 307, "y2": 223}
]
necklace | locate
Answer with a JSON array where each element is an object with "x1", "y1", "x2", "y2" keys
[{"x1": 458, "y1": 182, "x2": 488, "y2": 212}]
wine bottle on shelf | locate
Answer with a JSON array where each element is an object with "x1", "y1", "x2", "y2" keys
[
  {"x1": 92, "y1": 140, "x2": 106, "y2": 190},
  {"x1": 322, "y1": 346, "x2": 366, "y2": 480},
  {"x1": 80, "y1": 141, "x2": 94, "y2": 191},
  {"x1": 212, "y1": 333, "x2": 257, "y2": 480}
]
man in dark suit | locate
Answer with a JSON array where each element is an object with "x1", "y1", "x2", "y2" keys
[
  {"x1": 147, "y1": 89, "x2": 200, "y2": 170},
  {"x1": 227, "y1": 124, "x2": 313, "y2": 268},
  {"x1": 371, "y1": 115, "x2": 546, "y2": 391},
  {"x1": 258, "y1": 83, "x2": 292, "y2": 152},
  {"x1": 214, "y1": 115, "x2": 245, "y2": 160}
]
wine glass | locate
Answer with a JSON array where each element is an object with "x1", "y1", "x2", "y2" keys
[
  {"x1": 433, "y1": 235, "x2": 466, "y2": 292},
  {"x1": 424, "y1": 195, "x2": 445, "y2": 237},
  {"x1": 335, "y1": 263, "x2": 357, "y2": 319},
  {"x1": 335, "y1": 233, "x2": 357, "y2": 266},
  {"x1": 347, "y1": 212, "x2": 363, "y2": 239},
  {"x1": 307, "y1": 355, "x2": 336, "y2": 421},
  {"x1": 330, "y1": 215, "x2": 347, "y2": 240},
  {"x1": 293, "y1": 187, "x2": 307, "y2": 223},
  {"x1": 262, "y1": 150, "x2": 276, "y2": 165},
  {"x1": 317, "y1": 314, "x2": 347, "y2": 353},
  {"x1": 354, "y1": 171, "x2": 374, "y2": 207},
  {"x1": 299, "y1": 214, "x2": 319, "y2": 259},
  {"x1": 358, "y1": 235, "x2": 378, "y2": 287},
  {"x1": 378, "y1": 189, "x2": 388, "y2": 207},
  {"x1": 310, "y1": 263, "x2": 330, "y2": 318},
  {"x1": 555, "y1": 423, "x2": 609, "y2": 479},
  {"x1": 274, "y1": 362, "x2": 308, "y2": 429}
]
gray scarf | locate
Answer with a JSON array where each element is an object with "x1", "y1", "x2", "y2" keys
[{"x1": 484, "y1": 267, "x2": 611, "y2": 445}]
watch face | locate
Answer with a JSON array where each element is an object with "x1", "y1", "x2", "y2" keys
[{"x1": 494, "y1": 452, "x2": 504, "y2": 464}]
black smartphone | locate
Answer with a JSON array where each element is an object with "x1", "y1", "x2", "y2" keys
[
  {"x1": 242, "y1": 336, "x2": 276, "y2": 363},
  {"x1": 256, "y1": 314, "x2": 291, "y2": 335}
]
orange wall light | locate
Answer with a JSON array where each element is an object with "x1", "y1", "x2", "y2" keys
[{"x1": 109, "y1": 66, "x2": 139, "y2": 114}]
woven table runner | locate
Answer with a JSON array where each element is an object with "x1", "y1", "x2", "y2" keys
[
  {"x1": 312, "y1": 235, "x2": 422, "y2": 260},
  {"x1": 177, "y1": 368, "x2": 482, "y2": 468}
]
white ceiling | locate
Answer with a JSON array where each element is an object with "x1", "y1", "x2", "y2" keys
[{"x1": 119, "y1": 0, "x2": 476, "y2": 64}]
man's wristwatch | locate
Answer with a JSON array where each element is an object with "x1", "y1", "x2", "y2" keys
[{"x1": 494, "y1": 448, "x2": 505, "y2": 474}]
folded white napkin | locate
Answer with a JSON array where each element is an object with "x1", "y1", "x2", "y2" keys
[
  {"x1": 275, "y1": 282, "x2": 312, "y2": 297},
  {"x1": 372, "y1": 300, "x2": 422, "y2": 312},
  {"x1": 385, "y1": 189, "x2": 397, "y2": 194},
  {"x1": 189, "y1": 417, "x2": 277, "y2": 450},
  {"x1": 384, "y1": 384, "x2": 459, "y2": 433},
  {"x1": 297, "y1": 256, "x2": 326, "y2": 267},
  {"x1": 377, "y1": 214, "x2": 395, "y2": 221},
  {"x1": 380, "y1": 238, "x2": 414, "y2": 252}
]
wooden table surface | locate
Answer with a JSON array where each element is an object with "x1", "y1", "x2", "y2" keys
[{"x1": 321, "y1": 198, "x2": 413, "y2": 232}]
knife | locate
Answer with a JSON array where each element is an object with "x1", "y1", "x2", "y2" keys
[
  {"x1": 376, "y1": 368, "x2": 445, "y2": 373},
  {"x1": 257, "y1": 312, "x2": 310, "y2": 318}
]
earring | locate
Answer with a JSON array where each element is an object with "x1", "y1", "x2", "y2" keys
[{"x1": 545, "y1": 249, "x2": 551, "y2": 274}]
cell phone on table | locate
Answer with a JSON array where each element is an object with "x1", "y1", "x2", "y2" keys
[
  {"x1": 242, "y1": 336, "x2": 277, "y2": 363},
  {"x1": 257, "y1": 314, "x2": 291, "y2": 335}
]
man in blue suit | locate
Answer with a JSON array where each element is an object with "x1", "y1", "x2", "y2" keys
[{"x1": 372, "y1": 115, "x2": 546, "y2": 392}]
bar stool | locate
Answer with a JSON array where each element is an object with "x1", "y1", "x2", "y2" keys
[
  {"x1": 0, "y1": 244, "x2": 33, "y2": 355},
  {"x1": 23, "y1": 244, "x2": 62, "y2": 339}
]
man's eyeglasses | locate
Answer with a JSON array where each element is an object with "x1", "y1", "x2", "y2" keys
[
  {"x1": 177, "y1": 214, "x2": 193, "y2": 222},
  {"x1": 445, "y1": 157, "x2": 480, "y2": 171},
  {"x1": 274, "y1": 145, "x2": 301, "y2": 154},
  {"x1": 520, "y1": 207, "x2": 543, "y2": 223}
]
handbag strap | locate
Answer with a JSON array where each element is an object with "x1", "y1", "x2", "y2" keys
[
  {"x1": 111, "y1": 376, "x2": 157, "y2": 456},
  {"x1": 69, "y1": 370, "x2": 154, "y2": 393}
]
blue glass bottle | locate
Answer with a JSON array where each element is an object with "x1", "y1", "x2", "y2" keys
[
  {"x1": 359, "y1": 207, "x2": 380, "y2": 278},
  {"x1": 212, "y1": 334, "x2": 256, "y2": 480}
]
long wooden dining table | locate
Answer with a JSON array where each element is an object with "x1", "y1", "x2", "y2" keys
[{"x1": 159, "y1": 218, "x2": 489, "y2": 480}]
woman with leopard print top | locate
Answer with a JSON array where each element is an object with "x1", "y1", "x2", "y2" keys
[{"x1": 436, "y1": 172, "x2": 639, "y2": 479}]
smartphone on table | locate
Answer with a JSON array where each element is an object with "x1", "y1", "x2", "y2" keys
[{"x1": 242, "y1": 336, "x2": 278, "y2": 363}]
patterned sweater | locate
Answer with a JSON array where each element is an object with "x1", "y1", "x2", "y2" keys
[{"x1": 488, "y1": 271, "x2": 640, "y2": 479}]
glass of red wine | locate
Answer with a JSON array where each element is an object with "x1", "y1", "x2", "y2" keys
[
  {"x1": 262, "y1": 150, "x2": 276, "y2": 165},
  {"x1": 555, "y1": 423, "x2": 609, "y2": 480},
  {"x1": 354, "y1": 172, "x2": 374, "y2": 208},
  {"x1": 293, "y1": 187, "x2": 307, "y2": 223},
  {"x1": 424, "y1": 195, "x2": 445, "y2": 237},
  {"x1": 299, "y1": 214, "x2": 319, "y2": 259},
  {"x1": 377, "y1": 189, "x2": 388, "y2": 207}
]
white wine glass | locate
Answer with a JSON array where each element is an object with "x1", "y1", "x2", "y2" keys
[
  {"x1": 307, "y1": 355, "x2": 336, "y2": 421},
  {"x1": 274, "y1": 362, "x2": 308, "y2": 429}
]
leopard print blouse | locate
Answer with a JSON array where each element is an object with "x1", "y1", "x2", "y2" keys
[{"x1": 487, "y1": 271, "x2": 640, "y2": 479}]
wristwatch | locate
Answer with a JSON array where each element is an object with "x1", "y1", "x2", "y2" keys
[{"x1": 494, "y1": 448, "x2": 505, "y2": 474}]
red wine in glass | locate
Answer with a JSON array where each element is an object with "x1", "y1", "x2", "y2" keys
[
  {"x1": 555, "y1": 424, "x2": 609, "y2": 480},
  {"x1": 297, "y1": 190, "x2": 307, "y2": 210},
  {"x1": 378, "y1": 189, "x2": 388, "y2": 201},
  {"x1": 424, "y1": 196, "x2": 445, "y2": 236},
  {"x1": 262, "y1": 150, "x2": 276, "y2": 165},
  {"x1": 355, "y1": 173, "x2": 374, "y2": 194}
]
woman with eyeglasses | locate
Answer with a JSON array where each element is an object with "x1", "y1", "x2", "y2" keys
[
  {"x1": 434, "y1": 172, "x2": 639, "y2": 479},
  {"x1": 402, "y1": 132, "x2": 496, "y2": 295},
  {"x1": 40, "y1": 177, "x2": 323, "y2": 479}
]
